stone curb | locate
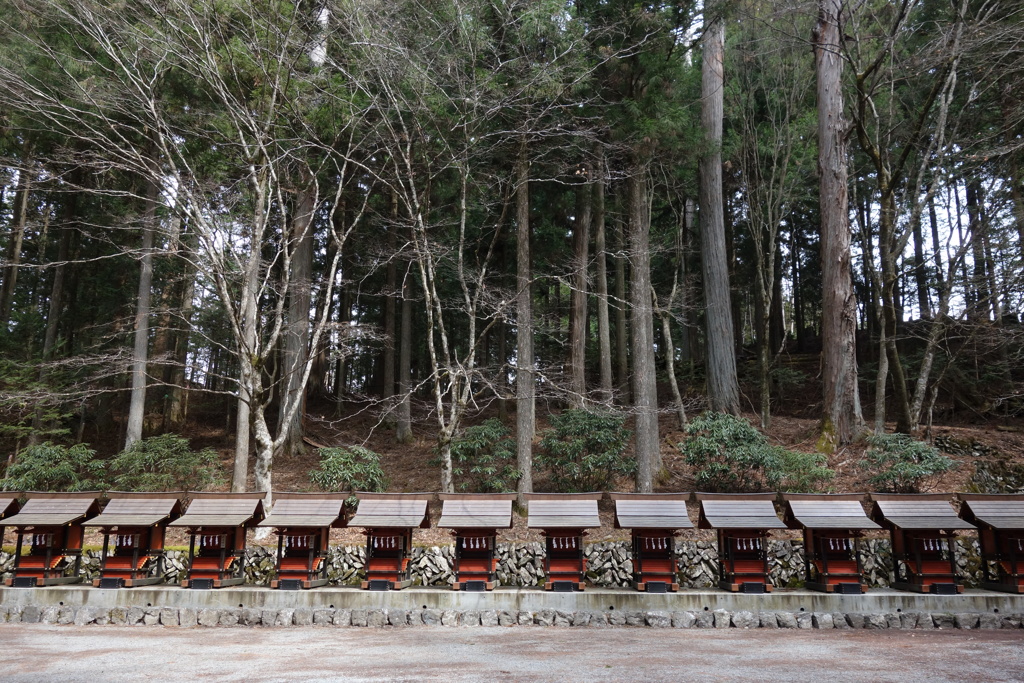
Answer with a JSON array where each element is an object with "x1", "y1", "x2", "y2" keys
[{"x1": 3, "y1": 605, "x2": 1020, "y2": 630}]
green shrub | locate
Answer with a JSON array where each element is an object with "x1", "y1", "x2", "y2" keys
[
  {"x1": 0, "y1": 441, "x2": 107, "y2": 491},
  {"x1": 679, "y1": 412, "x2": 832, "y2": 493},
  {"x1": 861, "y1": 433, "x2": 955, "y2": 493},
  {"x1": 449, "y1": 418, "x2": 519, "y2": 493},
  {"x1": 309, "y1": 445, "x2": 388, "y2": 493},
  {"x1": 537, "y1": 409, "x2": 633, "y2": 492},
  {"x1": 111, "y1": 434, "x2": 224, "y2": 491}
]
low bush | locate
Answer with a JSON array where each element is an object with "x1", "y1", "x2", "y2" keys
[
  {"x1": 537, "y1": 409, "x2": 633, "y2": 492},
  {"x1": 679, "y1": 412, "x2": 832, "y2": 493},
  {"x1": 111, "y1": 434, "x2": 224, "y2": 491},
  {"x1": 861, "y1": 433, "x2": 955, "y2": 493},
  {"x1": 449, "y1": 418, "x2": 519, "y2": 493},
  {"x1": 309, "y1": 445, "x2": 388, "y2": 493},
  {"x1": 0, "y1": 441, "x2": 107, "y2": 491}
]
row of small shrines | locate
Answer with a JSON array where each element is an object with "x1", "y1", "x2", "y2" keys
[{"x1": 0, "y1": 491, "x2": 1022, "y2": 595}]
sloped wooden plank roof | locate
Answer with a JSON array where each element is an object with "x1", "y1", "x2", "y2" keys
[
  {"x1": 696, "y1": 494, "x2": 786, "y2": 530},
  {"x1": 168, "y1": 492, "x2": 265, "y2": 528},
  {"x1": 782, "y1": 494, "x2": 880, "y2": 530},
  {"x1": 348, "y1": 494, "x2": 430, "y2": 529},
  {"x1": 1, "y1": 492, "x2": 101, "y2": 527},
  {"x1": 259, "y1": 492, "x2": 348, "y2": 528},
  {"x1": 83, "y1": 492, "x2": 183, "y2": 528},
  {"x1": 610, "y1": 494, "x2": 693, "y2": 530},
  {"x1": 869, "y1": 494, "x2": 975, "y2": 531},
  {"x1": 525, "y1": 494, "x2": 601, "y2": 529},
  {"x1": 437, "y1": 494, "x2": 514, "y2": 529},
  {"x1": 958, "y1": 494, "x2": 1024, "y2": 531}
]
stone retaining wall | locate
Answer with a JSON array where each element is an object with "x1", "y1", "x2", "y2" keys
[
  {"x1": 0, "y1": 538, "x2": 988, "y2": 588},
  {"x1": 1, "y1": 603, "x2": 1020, "y2": 630}
]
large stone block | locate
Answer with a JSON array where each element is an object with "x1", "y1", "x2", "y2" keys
[
  {"x1": 864, "y1": 614, "x2": 888, "y2": 630},
  {"x1": 732, "y1": 611, "x2": 758, "y2": 629},
  {"x1": 776, "y1": 612, "x2": 798, "y2": 629},
  {"x1": 73, "y1": 607, "x2": 96, "y2": 626},
  {"x1": 672, "y1": 611, "x2": 696, "y2": 629},
  {"x1": 333, "y1": 609, "x2": 352, "y2": 627},
  {"x1": 198, "y1": 609, "x2": 221, "y2": 627},
  {"x1": 441, "y1": 610, "x2": 460, "y2": 627},
  {"x1": 646, "y1": 611, "x2": 672, "y2": 628},
  {"x1": 180, "y1": 609, "x2": 198, "y2": 628},
  {"x1": 954, "y1": 613, "x2": 979, "y2": 630},
  {"x1": 160, "y1": 608, "x2": 179, "y2": 626},
  {"x1": 421, "y1": 609, "x2": 442, "y2": 626},
  {"x1": 812, "y1": 613, "x2": 833, "y2": 629},
  {"x1": 694, "y1": 610, "x2": 714, "y2": 628},
  {"x1": 366, "y1": 609, "x2": 387, "y2": 628},
  {"x1": 293, "y1": 609, "x2": 314, "y2": 627},
  {"x1": 219, "y1": 610, "x2": 239, "y2": 627}
]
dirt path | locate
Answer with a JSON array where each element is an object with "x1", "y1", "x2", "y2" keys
[{"x1": 2, "y1": 624, "x2": 1022, "y2": 682}]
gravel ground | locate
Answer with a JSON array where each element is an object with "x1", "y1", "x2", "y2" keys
[{"x1": 1, "y1": 624, "x2": 1022, "y2": 682}]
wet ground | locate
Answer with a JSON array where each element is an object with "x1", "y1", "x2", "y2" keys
[{"x1": 1, "y1": 624, "x2": 1022, "y2": 682}]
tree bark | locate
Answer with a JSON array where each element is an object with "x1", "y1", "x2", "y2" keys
[
  {"x1": 0, "y1": 144, "x2": 33, "y2": 325},
  {"x1": 569, "y1": 176, "x2": 591, "y2": 408},
  {"x1": 515, "y1": 148, "x2": 534, "y2": 501},
  {"x1": 277, "y1": 185, "x2": 316, "y2": 458},
  {"x1": 125, "y1": 180, "x2": 160, "y2": 449},
  {"x1": 593, "y1": 148, "x2": 613, "y2": 404},
  {"x1": 614, "y1": 215, "x2": 629, "y2": 402},
  {"x1": 628, "y1": 162, "x2": 660, "y2": 492},
  {"x1": 699, "y1": 14, "x2": 740, "y2": 416},
  {"x1": 815, "y1": 0, "x2": 865, "y2": 448},
  {"x1": 230, "y1": 212, "x2": 262, "y2": 492},
  {"x1": 396, "y1": 267, "x2": 414, "y2": 443}
]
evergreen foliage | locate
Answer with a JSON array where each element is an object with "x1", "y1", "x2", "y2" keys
[
  {"x1": 861, "y1": 434, "x2": 956, "y2": 493},
  {"x1": 537, "y1": 410, "x2": 633, "y2": 492},
  {"x1": 0, "y1": 442, "x2": 106, "y2": 491},
  {"x1": 679, "y1": 412, "x2": 832, "y2": 493},
  {"x1": 111, "y1": 434, "x2": 223, "y2": 492},
  {"x1": 309, "y1": 446, "x2": 388, "y2": 493},
  {"x1": 449, "y1": 418, "x2": 519, "y2": 493}
]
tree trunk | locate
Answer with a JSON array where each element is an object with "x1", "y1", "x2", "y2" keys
[
  {"x1": 230, "y1": 216, "x2": 262, "y2": 492},
  {"x1": 125, "y1": 181, "x2": 160, "y2": 449},
  {"x1": 515, "y1": 148, "x2": 534, "y2": 501},
  {"x1": 496, "y1": 316, "x2": 508, "y2": 421},
  {"x1": 628, "y1": 162, "x2": 660, "y2": 492},
  {"x1": 658, "y1": 292, "x2": 687, "y2": 430},
  {"x1": 815, "y1": 0, "x2": 864, "y2": 448},
  {"x1": 396, "y1": 269, "x2": 414, "y2": 443},
  {"x1": 699, "y1": 14, "x2": 740, "y2": 416},
  {"x1": 0, "y1": 146, "x2": 33, "y2": 325},
  {"x1": 167, "y1": 260, "x2": 195, "y2": 429},
  {"x1": 569, "y1": 177, "x2": 591, "y2": 408},
  {"x1": 382, "y1": 195, "x2": 398, "y2": 409},
  {"x1": 277, "y1": 185, "x2": 316, "y2": 458},
  {"x1": 614, "y1": 215, "x2": 629, "y2": 402},
  {"x1": 911, "y1": 201, "x2": 930, "y2": 318},
  {"x1": 31, "y1": 192, "x2": 77, "y2": 445},
  {"x1": 879, "y1": 192, "x2": 913, "y2": 433},
  {"x1": 593, "y1": 148, "x2": 613, "y2": 404}
]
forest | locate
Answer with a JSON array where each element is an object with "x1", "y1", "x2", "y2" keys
[{"x1": 0, "y1": 0, "x2": 1022, "y2": 499}]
